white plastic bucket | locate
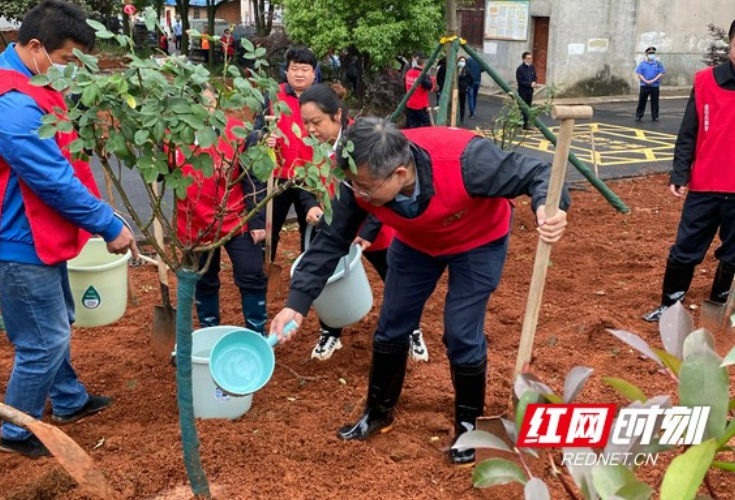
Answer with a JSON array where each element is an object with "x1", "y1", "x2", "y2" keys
[
  {"x1": 290, "y1": 226, "x2": 373, "y2": 328},
  {"x1": 191, "y1": 326, "x2": 253, "y2": 419},
  {"x1": 67, "y1": 238, "x2": 131, "y2": 328}
]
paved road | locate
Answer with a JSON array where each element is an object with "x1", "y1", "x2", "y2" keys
[{"x1": 90, "y1": 95, "x2": 689, "y2": 236}]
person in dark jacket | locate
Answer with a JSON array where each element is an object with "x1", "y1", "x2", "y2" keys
[
  {"x1": 643, "y1": 19, "x2": 735, "y2": 322},
  {"x1": 271, "y1": 118, "x2": 569, "y2": 466},
  {"x1": 516, "y1": 51, "x2": 537, "y2": 130},
  {"x1": 457, "y1": 56, "x2": 474, "y2": 125},
  {"x1": 466, "y1": 55, "x2": 482, "y2": 119}
]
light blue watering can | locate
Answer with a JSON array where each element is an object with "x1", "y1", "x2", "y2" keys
[{"x1": 209, "y1": 320, "x2": 298, "y2": 396}]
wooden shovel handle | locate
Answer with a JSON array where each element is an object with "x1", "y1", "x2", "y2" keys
[
  {"x1": 0, "y1": 401, "x2": 36, "y2": 427},
  {"x1": 265, "y1": 172, "x2": 275, "y2": 270},
  {"x1": 513, "y1": 106, "x2": 591, "y2": 377},
  {"x1": 151, "y1": 182, "x2": 168, "y2": 288}
]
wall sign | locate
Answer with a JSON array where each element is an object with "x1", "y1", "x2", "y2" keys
[{"x1": 485, "y1": 0, "x2": 530, "y2": 41}]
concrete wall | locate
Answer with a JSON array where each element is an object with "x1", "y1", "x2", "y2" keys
[{"x1": 475, "y1": 0, "x2": 732, "y2": 96}]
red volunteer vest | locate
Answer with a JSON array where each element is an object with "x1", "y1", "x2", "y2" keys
[
  {"x1": 359, "y1": 127, "x2": 511, "y2": 257},
  {"x1": 690, "y1": 67, "x2": 735, "y2": 192},
  {"x1": 175, "y1": 118, "x2": 251, "y2": 244},
  {"x1": 405, "y1": 68, "x2": 430, "y2": 110},
  {"x1": 0, "y1": 69, "x2": 100, "y2": 265},
  {"x1": 272, "y1": 83, "x2": 312, "y2": 179}
]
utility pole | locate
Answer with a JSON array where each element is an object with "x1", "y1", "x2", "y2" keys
[{"x1": 446, "y1": 0, "x2": 459, "y2": 126}]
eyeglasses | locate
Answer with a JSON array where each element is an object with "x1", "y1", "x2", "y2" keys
[{"x1": 343, "y1": 167, "x2": 398, "y2": 199}]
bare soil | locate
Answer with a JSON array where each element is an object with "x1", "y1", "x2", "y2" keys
[{"x1": 2, "y1": 172, "x2": 734, "y2": 500}]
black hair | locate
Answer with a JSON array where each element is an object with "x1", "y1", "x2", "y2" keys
[
  {"x1": 336, "y1": 117, "x2": 412, "y2": 178},
  {"x1": 285, "y1": 45, "x2": 317, "y2": 69},
  {"x1": 19, "y1": 0, "x2": 95, "y2": 52},
  {"x1": 522, "y1": 51, "x2": 532, "y2": 60},
  {"x1": 299, "y1": 83, "x2": 349, "y2": 131},
  {"x1": 729, "y1": 19, "x2": 735, "y2": 40}
]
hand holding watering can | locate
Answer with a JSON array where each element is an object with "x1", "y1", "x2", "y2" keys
[{"x1": 209, "y1": 319, "x2": 299, "y2": 396}]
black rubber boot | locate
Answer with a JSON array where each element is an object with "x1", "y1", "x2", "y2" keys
[
  {"x1": 449, "y1": 359, "x2": 487, "y2": 466},
  {"x1": 643, "y1": 259, "x2": 695, "y2": 322},
  {"x1": 337, "y1": 341, "x2": 409, "y2": 440},
  {"x1": 709, "y1": 261, "x2": 735, "y2": 304},
  {"x1": 241, "y1": 292, "x2": 267, "y2": 335},
  {"x1": 195, "y1": 292, "x2": 220, "y2": 327}
]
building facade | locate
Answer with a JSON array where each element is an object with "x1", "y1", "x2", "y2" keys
[{"x1": 459, "y1": 0, "x2": 731, "y2": 96}]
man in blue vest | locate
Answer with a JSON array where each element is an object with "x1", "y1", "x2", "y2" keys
[{"x1": 0, "y1": 0, "x2": 136, "y2": 458}]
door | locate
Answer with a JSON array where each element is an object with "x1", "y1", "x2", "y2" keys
[
  {"x1": 458, "y1": 0, "x2": 485, "y2": 48},
  {"x1": 532, "y1": 17, "x2": 549, "y2": 85}
]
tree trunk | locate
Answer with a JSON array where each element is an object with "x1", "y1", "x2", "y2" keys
[
  {"x1": 178, "y1": 0, "x2": 191, "y2": 56},
  {"x1": 265, "y1": 1, "x2": 273, "y2": 37},
  {"x1": 175, "y1": 269, "x2": 211, "y2": 498},
  {"x1": 207, "y1": 0, "x2": 216, "y2": 66}
]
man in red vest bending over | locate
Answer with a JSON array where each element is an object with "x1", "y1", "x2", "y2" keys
[
  {"x1": 643, "y1": 18, "x2": 735, "y2": 322},
  {"x1": 0, "y1": 0, "x2": 136, "y2": 458},
  {"x1": 404, "y1": 54, "x2": 434, "y2": 128},
  {"x1": 272, "y1": 118, "x2": 569, "y2": 465}
]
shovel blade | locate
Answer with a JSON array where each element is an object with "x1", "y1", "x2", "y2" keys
[
  {"x1": 266, "y1": 263, "x2": 283, "y2": 301},
  {"x1": 700, "y1": 299, "x2": 725, "y2": 332},
  {"x1": 152, "y1": 305, "x2": 176, "y2": 358}
]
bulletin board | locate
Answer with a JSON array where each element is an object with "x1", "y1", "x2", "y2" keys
[{"x1": 484, "y1": 0, "x2": 530, "y2": 41}]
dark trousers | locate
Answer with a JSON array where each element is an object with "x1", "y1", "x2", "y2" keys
[
  {"x1": 271, "y1": 183, "x2": 310, "y2": 260},
  {"x1": 405, "y1": 108, "x2": 431, "y2": 129},
  {"x1": 376, "y1": 236, "x2": 509, "y2": 366},
  {"x1": 458, "y1": 90, "x2": 467, "y2": 123},
  {"x1": 175, "y1": 35, "x2": 182, "y2": 50},
  {"x1": 321, "y1": 249, "x2": 389, "y2": 336},
  {"x1": 636, "y1": 86, "x2": 660, "y2": 120},
  {"x1": 669, "y1": 192, "x2": 735, "y2": 266},
  {"x1": 197, "y1": 233, "x2": 267, "y2": 296},
  {"x1": 518, "y1": 88, "x2": 534, "y2": 127},
  {"x1": 468, "y1": 82, "x2": 480, "y2": 117}
]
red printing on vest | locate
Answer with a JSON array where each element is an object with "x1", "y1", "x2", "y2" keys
[
  {"x1": 359, "y1": 127, "x2": 511, "y2": 256},
  {"x1": 0, "y1": 69, "x2": 100, "y2": 265},
  {"x1": 690, "y1": 67, "x2": 735, "y2": 192},
  {"x1": 272, "y1": 83, "x2": 312, "y2": 179},
  {"x1": 405, "y1": 68, "x2": 430, "y2": 110},
  {"x1": 175, "y1": 118, "x2": 251, "y2": 244}
]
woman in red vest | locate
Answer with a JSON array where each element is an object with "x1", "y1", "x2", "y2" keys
[
  {"x1": 643, "y1": 19, "x2": 735, "y2": 323},
  {"x1": 272, "y1": 117, "x2": 569, "y2": 465},
  {"x1": 174, "y1": 89, "x2": 267, "y2": 334},
  {"x1": 298, "y1": 83, "x2": 429, "y2": 362}
]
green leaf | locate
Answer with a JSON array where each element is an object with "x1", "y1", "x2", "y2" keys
[
  {"x1": 563, "y1": 447, "x2": 599, "y2": 500},
  {"x1": 601, "y1": 377, "x2": 647, "y2": 403},
  {"x1": 37, "y1": 123, "x2": 57, "y2": 139},
  {"x1": 197, "y1": 126, "x2": 218, "y2": 150},
  {"x1": 659, "y1": 439, "x2": 717, "y2": 500},
  {"x1": 50, "y1": 77, "x2": 68, "y2": 92},
  {"x1": 67, "y1": 138, "x2": 85, "y2": 154},
  {"x1": 682, "y1": 328, "x2": 715, "y2": 360},
  {"x1": 564, "y1": 366, "x2": 594, "y2": 403},
  {"x1": 291, "y1": 122, "x2": 302, "y2": 139},
  {"x1": 591, "y1": 465, "x2": 641, "y2": 500},
  {"x1": 241, "y1": 38, "x2": 254, "y2": 52},
  {"x1": 181, "y1": 115, "x2": 205, "y2": 130},
  {"x1": 30, "y1": 74, "x2": 51, "y2": 87},
  {"x1": 721, "y1": 344, "x2": 735, "y2": 367},
  {"x1": 515, "y1": 390, "x2": 544, "y2": 434},
  {"x1": 472, "y1": 458, "x2": 527, "y2": 488},
  {"x1": 134, "y1": 130, "x2": 149, "y2": 146},
  {"x1": 710, "y1": 461, "x2": 735, "y2": 472},
  {"x1": 652, "y1": 349, "x2": 682, "y2": 376},
  {"x1": 524, "y1": 478, "x2": 550, "y2": 500},
  {"x1": 86, "y1": 19, "x2": 107, "y2": 32},
  {"x1": 614, "y1": 481, "x2": 654, "y2": 500},
  {"x1": 609, "y1": 330, "x2": 663, "y2": 367},
  {"x1": 452, "y1": 430, "x2": 511, "y2": 453},
  {"x1": 659, "y1": 301, "x2": 693, "y2": 359},
  {"x1": 679, "y1": 347, "x2": 729, "y2": 439}
]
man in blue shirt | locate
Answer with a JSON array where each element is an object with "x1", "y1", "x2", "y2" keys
[
  {"x1": 173, "y1": 16, "x2": 183, "y2": 51},
  {"x1": 465, "y1": 55, "x2": 482, "y2": 119},
  {"x1": 0, "y1": 0, "x2": 136, "y2": 458},
  {"x1": 635, "y1": 46, "x2": 666, "y2": 121}
]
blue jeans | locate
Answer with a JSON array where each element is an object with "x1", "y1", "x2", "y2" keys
[
  {"x1": 468, "y1": 82, "x2": 480, "y2": 117},
  {"x1": 0, "y1": 262, "x2": 89, "y2": 441},
  {"x1": 377, "y1": 235, "x2": 509, "y2": 365}
]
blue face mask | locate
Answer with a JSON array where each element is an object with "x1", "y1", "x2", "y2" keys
[{"x1": 647, "y1": 53, "x2": 656, "y2": 61}]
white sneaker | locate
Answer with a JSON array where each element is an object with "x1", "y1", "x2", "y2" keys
[
  {"x1": 410, "y1": 329, "x2": 429, "y2": 362},
  {"x1": 311, "y1": 330, "x2": 343, "y2": 360}
]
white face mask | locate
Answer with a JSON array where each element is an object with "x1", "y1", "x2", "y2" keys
[{"x1": 458, "y1": 61, "x2": 466, "y2": 68}]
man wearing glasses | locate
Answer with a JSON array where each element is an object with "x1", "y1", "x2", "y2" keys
[{"x1": 271, "y1": 117, "x2": 569, "y2": 466}]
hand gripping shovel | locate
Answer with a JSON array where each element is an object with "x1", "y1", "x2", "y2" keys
[
  {"x1": 0, "y1": 402, "x2": 118, "y2": 499},
  {"x1": 151, "y1": 182, "x2": 176, "y2": 358},
  {"x1": 514, "y1": 105, "x2": 593, "y2": 378}
]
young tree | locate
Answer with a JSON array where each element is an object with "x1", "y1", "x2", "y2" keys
[
  {"x1": 283, "y1": 0, "x2": 443, "y2": 70},
  {"x1": 36, "y1": 9, "x2": 337, "y2": 498},
  {"x1": 253, "y1": 0, "x2": 279, "y2": 37}
]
